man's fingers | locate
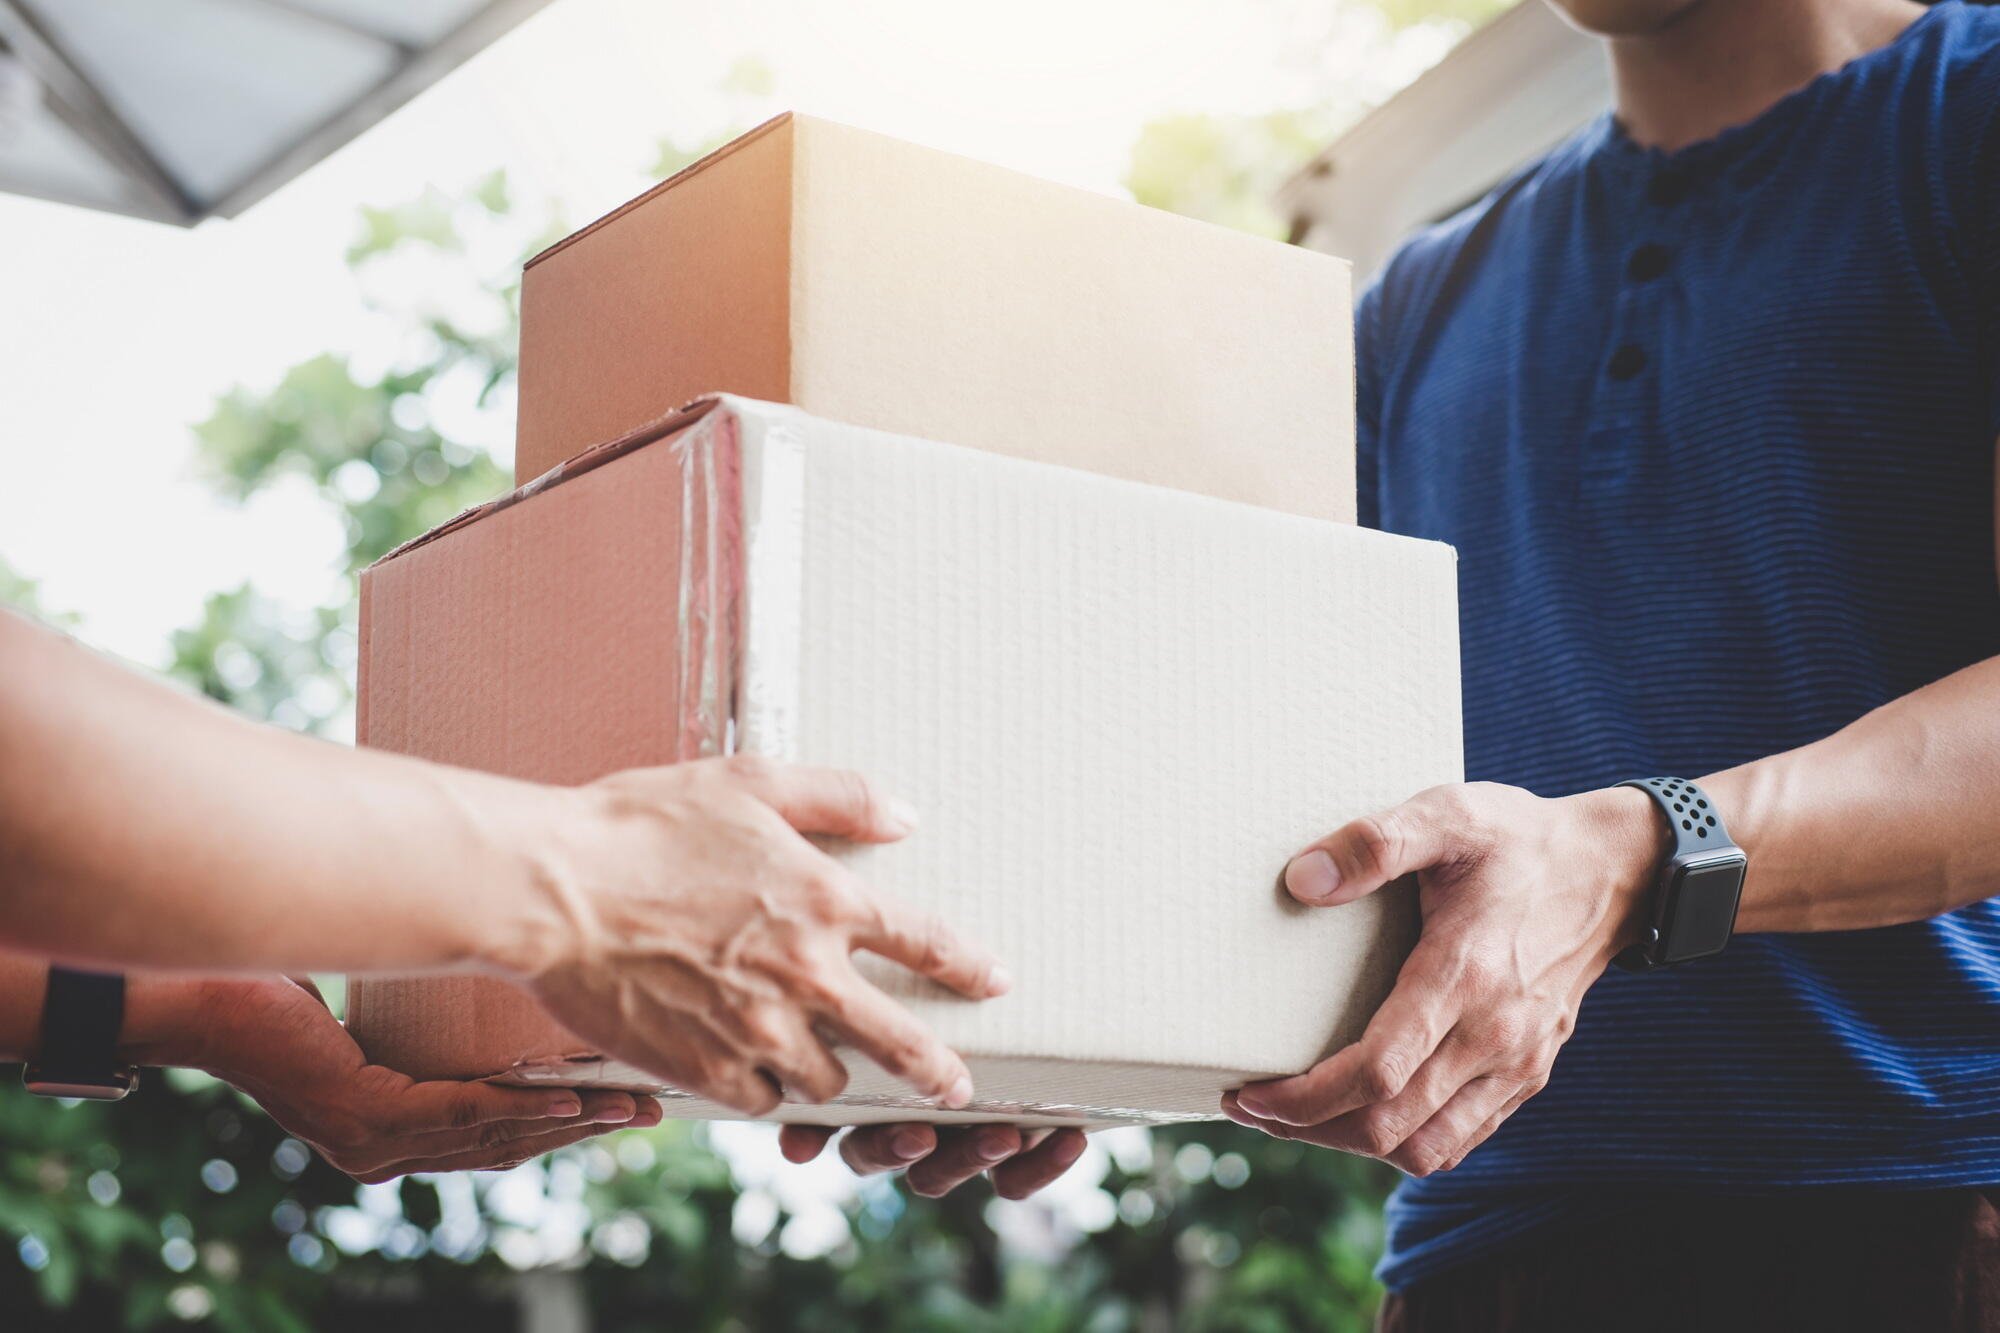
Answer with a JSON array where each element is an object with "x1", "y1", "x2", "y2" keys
[
  {"x1": 1439, "y1": 1084, "x2": 1537, "y2": 1173},
  {"x1": 838, "y1": 1122, "x2": 938, "y2": 1174},
  {"x1": 991, "y1": 1128, "x2": 1087, "y2": 1200},
  {"x1": 1263, "y1": 1044, "x2": 1465, "y2": 1162},
  {"x1": 1387, "y1": 1073, "x2": 1519, "y2": 1177},
  {"x1": 1285, "y1": 789, "x2": 1459, "y2": 907},
  {"x1": 855, "y1": 892, "x2": 1011, "y2": 1000},
  {"x1": 813, "y1": 968, "x2": 975, "y2": 1108},
  {"x1": 1234, "y1": 945, "x2": 1460, "y2": 1126},
  {"x1": 736, "y1": 760, "x2": 915, "y2": 844},
  {"x1": 354, "y1": 1101, "x2": 665, "y2": 1184},
  {"x1": 778, "y1": 1125, "x2": 837, "y2": 1163},
  {"x1": 905, "y1": 1126, "x2": 1022, "y2": 1198}
]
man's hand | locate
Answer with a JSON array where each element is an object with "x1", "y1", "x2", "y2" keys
[
  {"x1": 193, "y1": 977, "x2": 657, "y2": 1184},
  {"x1": 1223, "y1": 782, "x2": 1662, "y2": 1176},
  {"x1": 776, "y1": 1123, "x2": 1088, "y2": 1199},
  {"x1": 514, "y1": 757, "x2": 1011, "y2": 1118}
]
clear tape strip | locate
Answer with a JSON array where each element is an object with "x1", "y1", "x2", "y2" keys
[
  {"x1": 669, "y1": 404, "x2": 805, "y2": 761},
  {"x1": 736, "y1": 408, "x2": 806, "y2": 760},
  {"x1": 671, "y1": 411, "x2": 741, "y2": 760}
]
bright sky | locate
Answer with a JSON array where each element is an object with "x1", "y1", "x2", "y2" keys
[{"x1": 0, "y1": 0, "x2": 1462, "y2": 667}]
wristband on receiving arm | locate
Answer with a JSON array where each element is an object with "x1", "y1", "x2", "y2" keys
[
  {"x1": 23, "y1": 966, "x2": 138, "y2": 1101},
  {"x1": 1613, "y1": 777, "x2": 1748, "y2": 972}
]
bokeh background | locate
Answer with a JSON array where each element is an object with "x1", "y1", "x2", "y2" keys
[{"x1": 0, "y1": 0, "x2": 1504, "y2": 1326}]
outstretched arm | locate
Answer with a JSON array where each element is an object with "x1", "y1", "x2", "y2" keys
[
  {"x1": 1, "y1": 609, "x2": 572, "y2": 976},
  {"x1": 0, "y1": 951, "x2": 656, "y2": 1181},
  {"x1": 0, "y1": 610, "x2": 1009, "y2": 1114}
]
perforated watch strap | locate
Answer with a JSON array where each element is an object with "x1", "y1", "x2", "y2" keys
[{"x1": 1619, "y1": 776, "x2": 1730, "y2": 857}]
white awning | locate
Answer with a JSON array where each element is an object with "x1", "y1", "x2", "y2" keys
[{"x1": 0, "y1": 0, "x2": 552, "y2": 226}]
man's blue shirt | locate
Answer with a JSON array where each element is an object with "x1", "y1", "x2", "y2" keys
[{"x1": 1361, "y1": 1, "x2": 2000, "y2": 1289}]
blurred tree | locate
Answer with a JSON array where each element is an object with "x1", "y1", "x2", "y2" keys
[
  {"x1": 0, "y1": 555, "x2": 76, "y2": 629},
  {"x1": 1125, "y1": 0, "x2": 1513, "y2": 235}
]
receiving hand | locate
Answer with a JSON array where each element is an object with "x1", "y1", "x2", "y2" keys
[
  {"x1": 517, "y1": 757, "x2": 1010, "y2": 1117},
  {"x1": 777, "y1": 1122, "x2": 1088, "y2": 1199},
  {"x1": 1223, "y1": 782, "x2": 1660, "y2": 1176},
  {"x1": 197, "y1": 977, "x2": 657, "y2": 1183}
]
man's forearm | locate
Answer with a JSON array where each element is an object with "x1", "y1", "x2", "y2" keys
[
  {"x1": 0, "y1": 611, "x2": 571, "y2": 977},
  {"x1": 1705, "y1": 654, "x2": 2000, "y2": 934}
]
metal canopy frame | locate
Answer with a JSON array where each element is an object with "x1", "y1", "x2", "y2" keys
[{"x1": 0, "y1": 0, "x2": 553, "y2": 226}]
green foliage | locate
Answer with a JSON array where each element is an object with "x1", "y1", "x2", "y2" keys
[
  {"x1": 1124, "y1": 0, "x2": 1515, "y2": 238},
  {"x1": 1126, "y1": 110, "x2": 1344, "y2": 238},
  {"x1": 0, "y1": 554, "x2": 76, "y2": 629},
  {"x1": 1372, "y1": 0, "x2": 1513, "y2": 27}
]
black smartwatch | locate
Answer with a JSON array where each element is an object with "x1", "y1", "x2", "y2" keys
[
  {"x1": 1613, "y1": 776, "x2": 1748, "y2": 972},
  {"x1": 23, "y1": 967, "x2": 139, "y2": 1101}
]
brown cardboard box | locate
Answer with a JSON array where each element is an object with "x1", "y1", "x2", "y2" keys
[
  {"x1": 349, "y1": 397, "x2": 1459, "y2": 1127},
  {"x1": 514, "y1": 114, "x2": 1355, "y2": 520}
]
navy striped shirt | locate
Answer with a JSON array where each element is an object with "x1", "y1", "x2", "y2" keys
[{"x1": 1361, "y1": 1, "x2": 2000, "y2": 1289}]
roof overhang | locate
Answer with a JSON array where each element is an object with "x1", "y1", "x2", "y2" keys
[{"x1": 0, "y1": 0, "x2": 553, "y2": 226}]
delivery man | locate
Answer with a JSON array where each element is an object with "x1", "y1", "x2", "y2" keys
[{"x1": 804, "y1": 1, "x2": 2000, "y2": 1325}]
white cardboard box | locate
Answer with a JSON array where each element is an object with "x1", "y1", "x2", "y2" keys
[{"x1": 350, "y1": 397, "x2": 1461, "y2": 1127}]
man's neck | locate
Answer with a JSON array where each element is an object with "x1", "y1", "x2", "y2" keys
[{"x1": 1608, "y1": 0, "x2": 1928, "y2": 151}]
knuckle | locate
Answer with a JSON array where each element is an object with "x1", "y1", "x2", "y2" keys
[
  {"x1": 913, "y1": 912, "x2": 952, "y2": 975},
  {"x1": 801, "y1": 871, "x2": 857, "y2": 926},
  {"x1": 1359, "y1": 1110, "x2": 1405, "y2": 1159},
  {"x1": 1396, "y1": 1141, "x2": 1447, "y2": 1178},
  {"x1": 1484, "y1": 1008, "x2": 1528, "y2": 1051},
  {"x1": 877, "y1": 1034, "x2": 923, "y2": 1079},
  {"x1": 477, "y1": 1123, "x2": 513, "y2": 1152},
  {"x1": 808, "y1": 1064, "x2": 850, "y2": 1103},
  {"x1": 724, "y1": 754, "x2": 777, "y2": 786},
  {"x1": 1421, "y1": 783, "x2": 1476, "y2": 823},
  {"x1": 1357, "y1": 1049, "x2": 1411, "y2": 1103},
  {"x1": 795, "y1": 963, "x2": 854, "y2": 1021},
  {"x1": 448, "y1": 1095, "x2": 484, "y2": 1132},
  {"x1": 1350, "y1": 813, "x2": 1404, "y2": 878},
  {"x1": 736, "y1": 1004, "x2": 791, "y2": 1055},
  {"x1": 831, "y1": 769, "x2": 880, "y2": 820}
]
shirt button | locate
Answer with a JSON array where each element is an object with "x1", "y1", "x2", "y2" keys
[
  {"x1": 1626, "y1": 243, "x2": 1671, "y2": 282},
  {"x1": 1607, "y1": 344, "x2": 1648, "y2": 380},
  {"x1": 1648, "y1": 169, "x2": 1690, "y2": 206}
]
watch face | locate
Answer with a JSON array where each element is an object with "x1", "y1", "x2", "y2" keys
[{"x1": 1661, "y1": 854, "x2": 1747, "y2": 963}]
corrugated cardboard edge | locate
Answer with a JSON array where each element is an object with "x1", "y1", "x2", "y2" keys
[
  {"x1": 524, "y1": 114, "x2": 796, "y2": 272},
  {"x1": 372, "y1": 396, "x2": 728, "y2": 569}
]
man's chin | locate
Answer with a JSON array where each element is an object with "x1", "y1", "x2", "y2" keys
[{"x1": 1543, "y1": 0, "x2": 1705, "y2": 38}]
